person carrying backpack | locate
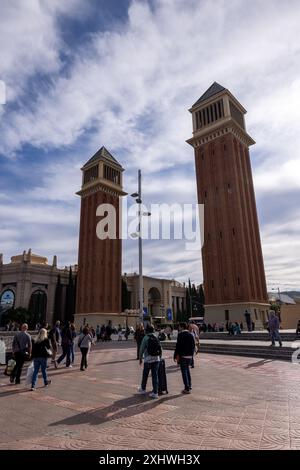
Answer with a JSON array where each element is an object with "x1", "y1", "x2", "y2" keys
[{"x1": 138, "y1": 324, "x2": 162, "y2": 399}]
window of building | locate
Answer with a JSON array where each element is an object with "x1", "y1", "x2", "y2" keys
[
  {"x1": 103, "y1": 164, "x2": 120, "y2": 185},
  {"x1": 229, "y1": 100, "x2": 245, "y2": 129},
  {"x1": 84, "y1": 165, "x2": 98, "y2": 184},
  {"x1": 225, "y1": 310, "x2": 229, "y2": 321},
  {"x1": 220, "y1": 231, "x2": 222, "y2": 238},
  {"x1": 237, "y1": 277, "x2": 240, "y2": 285},
  {"x1": 224, "y1": 279, "x2": 227, "y2": 286},
  {"x1": 211, "y1": 280, "x2": 214, "y2": 288},
  {"x1": 232, "y1": 228, "x2": 235, "y2": 236}
]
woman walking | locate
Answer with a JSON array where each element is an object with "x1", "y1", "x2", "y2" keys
[
  {"x1": 78, "y1": 326, "x2": 93, "y2": 371},
  {"x1": 31, "y1": 328, "x2": 52, "y2": 391}
]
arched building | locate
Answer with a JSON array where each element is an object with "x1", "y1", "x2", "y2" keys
[{"x1": 0, "y1": 249, "x2": 77, "y2": 327}]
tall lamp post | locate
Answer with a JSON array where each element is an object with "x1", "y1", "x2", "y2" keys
[{"x1": 131, "y1": 170, "x2": 150, "y2": 324}]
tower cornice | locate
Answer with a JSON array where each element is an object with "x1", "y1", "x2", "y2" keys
[{"x1": 186, "y1": 119, "x2": 255, "y2": 148}]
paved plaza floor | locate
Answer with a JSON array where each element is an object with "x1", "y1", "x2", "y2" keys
[{"x1": 1, "y1": 341, "x2": 300, "y2": 450}]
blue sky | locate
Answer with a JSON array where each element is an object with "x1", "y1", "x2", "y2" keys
[{"x1": 0, "y1": 0, "x2": 300, "y2": 290}]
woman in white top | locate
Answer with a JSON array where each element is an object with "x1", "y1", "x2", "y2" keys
[{"x1": 78, "y1": 326, "x2": 93, "y2": 371}]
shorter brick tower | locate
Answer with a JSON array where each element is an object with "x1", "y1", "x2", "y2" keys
[{"x1": 75, "y1": 146, "x2": 126, "y2": 326}]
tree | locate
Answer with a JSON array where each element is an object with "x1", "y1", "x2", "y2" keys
[
  {"x1": 54, "y1": 274, "x2": 62, "y2": 322},
  {"x1": 121, "y1": 279, "x2": 131, "y2": 311},
  {"x1": 65, "y1": 267, "x2": 76, "y2": 323}
]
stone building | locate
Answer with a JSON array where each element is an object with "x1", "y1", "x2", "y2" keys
[
  {"x1": 0, "y1": 249, "x2": 76, "y2": 327},
  {"x1": 124, "y1": 273, "x2": 186, "y2": 324}
]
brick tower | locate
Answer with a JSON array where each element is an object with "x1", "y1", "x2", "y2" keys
[
  {"x1": 187, "y1": 83, "x2": 269, "y2": 326},
  {"x1": 75, "y1": 146, "x2": 126, "y2": 326}
]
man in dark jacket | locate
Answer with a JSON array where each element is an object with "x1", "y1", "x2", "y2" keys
[
  {"x1": 55, "y1": 322, "x2": 73, "y2": 368},
  {"x1": 174, "y1": 322, "x2": 195, "y2": 394}
]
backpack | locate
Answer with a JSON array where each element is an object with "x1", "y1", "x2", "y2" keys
[{"x1": 147, "y1": 334, "x2": 162, "y2": 356}]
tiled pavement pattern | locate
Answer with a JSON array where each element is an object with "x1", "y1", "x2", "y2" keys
[{"x1": 1, "y1": 341, "x2": 300, "y2": 450}]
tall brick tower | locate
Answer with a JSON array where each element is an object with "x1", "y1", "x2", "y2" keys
[
  {"x1": 75, "y1": 146, "x2": 126, "y2": 327},
  {"x1": 187, "y1": 83, "x2": 269, "y2": 326}
]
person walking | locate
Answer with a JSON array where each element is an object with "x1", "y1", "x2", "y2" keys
[
  {"x1": 78, "y1": 326, "x2": 93, "y2": 371},
  {"x1": 10, "y1": 323, "x2": 32, "y2": 385},
  {"x1": 55, "y1": 321, "x2": 73, "y2": 368},
  {"x1": 30, "y1": 328, "x2": 52, "y2": 390},
  {"x1": 138, "y1": 324, "x2": 162, "y2": 399},
  {"x1": 134, "y1": 324, "x2": 145, "y2": 360},
  {"x1": 174, "y1": 322, "x2": 195, "y2": 394},
  {"x1": 96, "y1": 325, "x2": 101, "y2": 342},
  {"x1": 70, "y1": 323, "x2": 77, "y2": 364},
  {"x1": 48, "y1": 321, "x2": 61, "y2": 363},
  {"x1": 269, "y1": 311, "x2": 282, "y2": 347}
]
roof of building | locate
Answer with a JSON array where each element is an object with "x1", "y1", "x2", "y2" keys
[
  {"x1": 268, "y1": 293, "x2": 296, "y2": 305},
  {"x1": 192, "y1": 82, "x2": 226, "y2": 108},
  {"x1": 83, "y1": 146, "x2": 122, "y2": 169}
]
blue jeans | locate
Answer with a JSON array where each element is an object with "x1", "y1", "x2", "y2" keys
[
  {"x1": 141, "y1": 361, "x2": 159, "y2": 394},
  {"x1": 271, "y1": 330, "x2": 282, "y2": 346},
  {"x1": 57, "y1": 343, "x2": 71, "y2": 367},
  {"x1": 32, "y1": 357, "x2": 48, "y2": 387},
  {"x1": 71, "y1": 343, "x2": 75, "y2": 363},
  {"x1": 180, "y1": 357, "x2": 192, "y2": 390}
]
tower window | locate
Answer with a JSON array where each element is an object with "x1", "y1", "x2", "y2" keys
[
  {"x1": 224, "y1": 279, "x2": 227, "y2": 286},
  {"x1": 84, "y1": 165, "x2": 99, "y2": 184},
  {"x1": 232, "y1": 228, "x2": 235, "y2": 236},
  {"x1": 237, "y1": 277, "x2": 240, "y2": 285},
  {"x1": 104, "y1": 164, "x2": 120, "y2": 185},
  {"x1": 201, "y1": 153, "x2": 204, "y2": 160},
  {"x1": 220, "y1": 231, "x2": 222, "y2": 238},
  {"x1": 229, "y1": 100, "x2": 244, "y2": 129},
  {"x1": 207, "y1": 233, "x2": 211, "y2": 240},
  {"x1": 204, "y1": 190, "x2": 207, "y2": 198},
  {"x1": 211, "y1": 280, "x2": 214, "y2": 288}
]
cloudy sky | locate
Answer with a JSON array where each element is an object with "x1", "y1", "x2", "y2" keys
[{"x1": 0, "y1": 0, "x2": 299, "y2": 290}]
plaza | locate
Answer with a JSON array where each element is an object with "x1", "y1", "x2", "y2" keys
[{"x1": 1, "y1": 341, "x2": 300, "y2": 450}]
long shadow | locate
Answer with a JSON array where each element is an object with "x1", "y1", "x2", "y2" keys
[
  {"x1": 244, "y1": 359, "x2": 275, "y2": 369},
  {"x1": 0, "y1": 386, "x2": 32, "y2": 397},
  {"x1": 49, "y1": 393, "x2": 183, "y2": 427},
  {"x1": 94, "y1": 358, "x2": 138, "y2": 366}
]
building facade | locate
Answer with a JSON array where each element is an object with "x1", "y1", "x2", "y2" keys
[
  {"x1": 124, "y1": 274, "x2": 186, "y2": 324},
  {"x1": 75, "y1": 146, "x2": 126, "y2": 327},
  {"x1": 187, "y1": 82, "x2": 269, "y2": 326},
  {"x1": 0, "y1": 249, "x2": 76, "y2": 327}
]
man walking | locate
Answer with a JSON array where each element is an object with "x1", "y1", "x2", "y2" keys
[
  {"x1": 174, "y1": 322, "x2": 195, "y2": 394},
  {"x1": 10, "y1": 323, "x2": 32, "y2": 385},
  {"x1": 138, "y1": 324, "x2": 161, "y2": 399},
  {"x1": 48, "y1": 321, "x2": 61, "y2": 362},
  {"x1": 269, "y1": 310, "x2": 282, "y2": 347}
]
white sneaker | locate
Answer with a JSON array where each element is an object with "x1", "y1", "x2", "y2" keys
[
  {"x1": 149, "y1": 392, "x2": 158, "y2": 399},
  {"x1": 137, "y1": 387, "x2": 146, "y2": 394},
  {"x1": 67, "y1": 365, "x2": 72, "y2": 368}
]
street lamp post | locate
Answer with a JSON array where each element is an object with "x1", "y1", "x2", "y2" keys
[
  {"x1": 138, "y1": 170, "x2": 143, "y2": 325},
  {"x1": 131, "y1": 170, "x2": 150, "y2": 325}
]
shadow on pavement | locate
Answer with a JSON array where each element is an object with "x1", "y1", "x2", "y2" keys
[
  {"x1": 49, "y1": 393, "x2": 183, "y2": 427},
  {"x1": 244, "y1": 359, "x2": 275, "y2": 369}
]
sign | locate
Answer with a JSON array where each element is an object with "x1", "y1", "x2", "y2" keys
[{"x1": 166, "y1": 308, "x2": 173, "y2": 321}]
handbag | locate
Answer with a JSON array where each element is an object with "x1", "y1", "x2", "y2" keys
[{"x1": 45, "y1": 347, "x2": 53, "y2": 358}]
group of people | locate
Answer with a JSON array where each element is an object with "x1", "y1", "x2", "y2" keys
[
  {"x1": 137, "y1": 321, "x2": 198, "y2": 398},
  {"x1": 8, "y1": 321, "x2": 96, "y2": 390}
]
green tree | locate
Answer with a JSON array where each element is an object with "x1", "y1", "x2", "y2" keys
[
  {"x1": 121, "y1": 279, "x2": 131, "y2": 311},
  {"x1": 65, "y1": 267, "x2": 76, "y2": 323},
  {"x1": 54, "y1": 274, "x2": 62, "y2": 322}
]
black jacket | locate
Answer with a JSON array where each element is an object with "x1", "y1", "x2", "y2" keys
[
  {"x1": 31, "y1": 338, "x2": 51, "y2": 358},
  {"x1": 174, "y1": 330, "x2": 195, "y2": 359}
]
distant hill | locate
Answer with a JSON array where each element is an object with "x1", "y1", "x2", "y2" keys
[{"x1": 281, "y1": 291, "x2": 300, "y2": 300}]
